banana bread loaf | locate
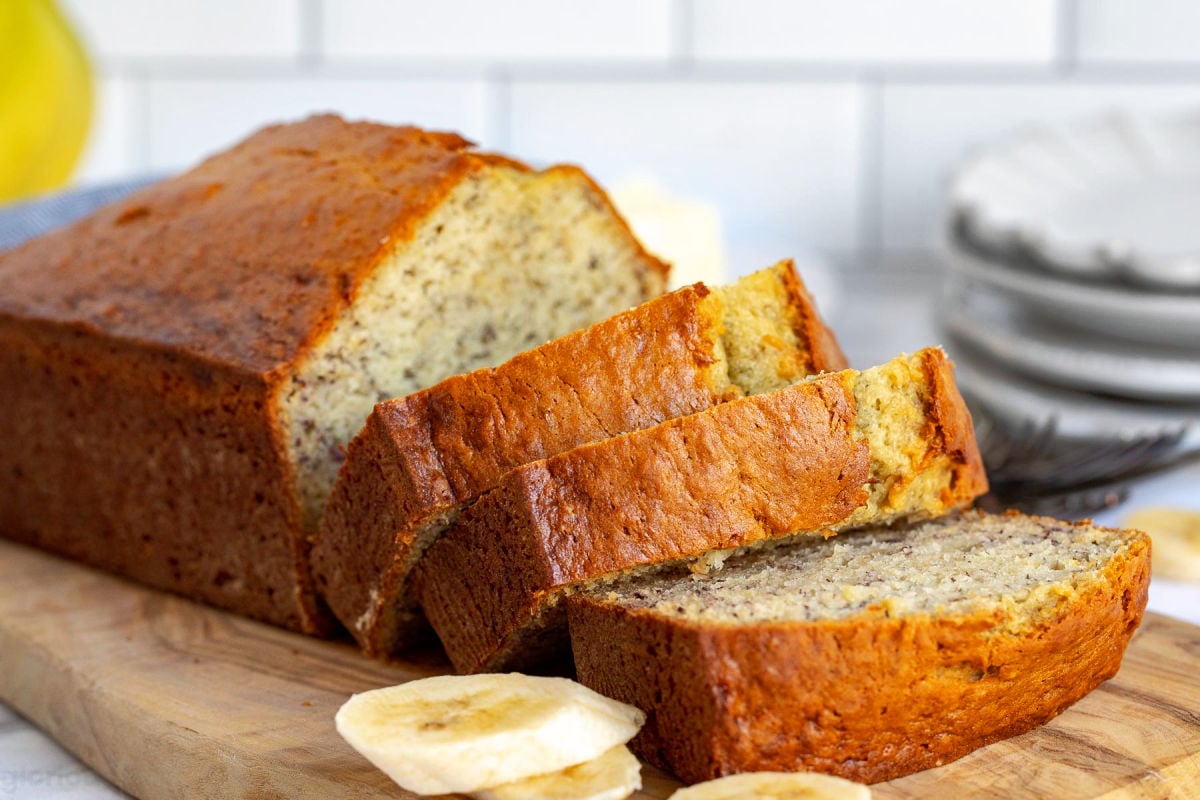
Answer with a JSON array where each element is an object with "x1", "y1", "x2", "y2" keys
[
  {"x1": 568, "y1": 511, "x2": 1151, "y2": 784},
  {"x1": 0, "y1": 114, "x2": 666, "y2": 633},
  {"x1": 416, "y1": 347, "x2": 988, "y2": 673},
  {"x1": 313, "y1": 260, "x2": 846, "y2": 656}
]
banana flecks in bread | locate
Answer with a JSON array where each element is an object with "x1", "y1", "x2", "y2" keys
[
  {"x1": 316, "y1": 260, "x2": 846, "y2": 655},
  {"x1": 601, "y1": 513, "x2": 1131, "y2": 636},
  {"x1": 568, "y1": 511, "x2": 1150, "y2": 784},
  {"x1": 416, "y1": 347, "x2": 987, "y2": 673},
  {"x1": 279, "y1": 167, "x2": 659, "y2": 534}
]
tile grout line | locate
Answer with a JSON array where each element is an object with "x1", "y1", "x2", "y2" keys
[
  {"x1": 670, "y1": 0, "x2": 694, "y2": 71},
  {"x1": 89, "y1": 57, "x2": 1200, "y2": 85},
  {"x1": 298, "y1": 0, "x2": 324, "y2": 73},
  {"x1": 1057, "y1": 0, "x2": 1080, "y2": 75},
  {"x1": 485, "y1": 69, "x2": 512, "y2": 151},
  {"x1": 856, "y1": 76, "x2": 885, "y2": 260},
  {"x1": 131, "y1": 65, "x2": 153, "y2": 174}
]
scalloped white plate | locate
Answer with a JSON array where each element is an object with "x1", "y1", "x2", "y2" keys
[
  {"x1": 944, "y1": 242, "x2": 1200, "y2": 348},
  {"x1": 942, "y1": 283, "x2": 1200, "y2": 402},
  {"x1": 951, "y1": 111, "x2": 1200, "y2": 289}
]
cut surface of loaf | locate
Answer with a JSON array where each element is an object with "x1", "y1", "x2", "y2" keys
[
  {"x1": 314, "y1": 259, "x2": 846, "y2": 655},
  {"x1": 282, "y1": 160, "x2": 668, "y2": 535},
  {"x1": 568, "y1": 511, "x2": 1151, "y2": 784},
  {"x1": 0, "y1": 114, "x2": 666, "y2": 632},
  {"x1": 416, "y1": 347, "x2": 987, "y2": 674}
]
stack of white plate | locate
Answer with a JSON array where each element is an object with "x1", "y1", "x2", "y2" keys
[{"x1": 941, "y1": 111, "x2": 1200, "y2": 410}]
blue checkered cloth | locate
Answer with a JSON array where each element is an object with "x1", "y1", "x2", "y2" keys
[{"x1": 0, "y1": 178, "x2": 156, "y2": 252}]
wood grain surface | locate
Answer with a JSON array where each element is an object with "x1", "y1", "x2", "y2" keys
[{"x1": 0, "y1": 538, "x2": 1197, "y2": 800}]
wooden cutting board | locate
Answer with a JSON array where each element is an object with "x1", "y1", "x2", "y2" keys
[{"x1": 1, "y1": 538, "x2": 1197, "y2": 800}]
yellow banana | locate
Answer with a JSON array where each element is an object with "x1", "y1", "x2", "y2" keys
[{"x1": 0, "y1": 0, "x2": 93, "y2": 202}]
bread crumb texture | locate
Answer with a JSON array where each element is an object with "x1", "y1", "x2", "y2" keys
[
  {"x1": 714, "y1": 263, "x2": 839, "y2": 393},
  {"x1": 844, "y1": 351, "x2": 949, "y2": 523},
  {"x1": 569, "y1": 511, "x2": 1149, "y2": 784},
  {"x1": 604, "y1": 512, "x2": 1143, "y2": 636},
  {"x1": 313, "y1": 259, "x2": 840, "y2": 656},
  {"x1": 280, "y1": 166, "x2": 659, "y2": 531}
]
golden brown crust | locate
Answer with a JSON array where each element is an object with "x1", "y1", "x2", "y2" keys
[
  {"x1": 314, "y1": 284, "x2": 732, "y2": 654},
  {"x1": 314, "y1": 263, "x2": 846, "y2": 657},
  {"x1": 568, "y1": 524, "x2": 1151, "y2": 785},
  {"x1": 0, "y1": 115, "x2": 664, "y2": 634},
  {"x1": 417, "y1": 350, "x2": 990, "y2": 674},
  {"x1": 0, "y1": 115, "x2": 503, "y2": 375},
  {"x1": 777, "y1": 263, "x2": 849, "y2": 374},
  {"x1": 920, "y1": 349, "x2": 989, "y2": 506},
  {"x1": 0, "y1": 115, "x2": 507, "y2": 632},
  {"x1": 416, "y1": 371, "x2": 874, "y2": 674},
  {"x1": 311, "y1": 410, "x2": 435, "y2": 644},
  {"x1": 0, "y1": 319, "x2": 314, "y2": 629}
]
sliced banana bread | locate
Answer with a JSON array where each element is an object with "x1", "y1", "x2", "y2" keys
[
  {"x1": 568, "y1": 511, "x2": 1151, "y2": 784},
  {"x1": 416, "y1": 347, "x2": 988, "y2": 673},
  {"x1": 0, "y1": 114, "x2": 666, "y2": 633},
  {"x1": 314, "y1": 260, "x2": 846, "y2": 655}
]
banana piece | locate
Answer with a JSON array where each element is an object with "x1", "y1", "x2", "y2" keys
[
  {"x1": 473, "y1": 744, "x2": 642, "y2": 800},
  {"x1": 1124, "y1": 507, "x2": 1200, "y2": 582},
  {"x1": 335, "y1": 673, "x2": 646, "y2": 795},
  {"x1": 669, "y1": 771, "x2": 872, "y2": 800}
]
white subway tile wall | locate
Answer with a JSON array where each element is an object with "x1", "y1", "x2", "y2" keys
[
  {"x1": 143, "y1": 78, "x2": 490, "y2": 170},
  {"x1": 56, "y1": 0, "x2": 1200, "y2": 264},
  {"x1": 322, "y1": 0, "x2": 676, "y2": 62},
  {"x1": 62, "y1": 0, "x2": 301, "y2": 60},
  {"x1": 76, "y1": 74, "x2": 139, "y2": 183},
  {"x1": 691, "y1": 0, "x2": 1057, "y2": 64},
  {"x1": 509, "y1": 81, "x2": 863, "y2": 252},
  {"x1": 1077, "y1": 0, "x2": 1200, "y2": 65},
  {"x1": 881, "y1": 83, "x2": 1200, "y2": 250}
]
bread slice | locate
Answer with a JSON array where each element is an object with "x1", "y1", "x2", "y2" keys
[
  {"x1": 416, "y1": 347, "x2": 987, "y2": 673},
  {"x1": 314, "y1": 260, "x2": 846, "y2": 655},
  {"x1": 0, "y1": 115, "x2": 666, "y2": 633},
  {"x1": 567, "y1": 511, "x2": 1150, "y2": 784}
]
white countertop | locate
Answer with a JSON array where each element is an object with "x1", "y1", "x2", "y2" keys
[{"x1": 0, "y1": 704, "x2": 127, "y2": 799}]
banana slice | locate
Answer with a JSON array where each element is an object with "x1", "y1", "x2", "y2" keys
[
  {"x1": 473, "y1": 744, "x2": 642, "y2": 800},
  {"x1": 335, "y1": 673, "x2": 646, "y2": 795},
  {"x1": 669, "y1": 771, "x2": 872, "y2": 800},
  {"x1": 1124, "y1": 507, "x2": 1200, "y2": 582}
]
